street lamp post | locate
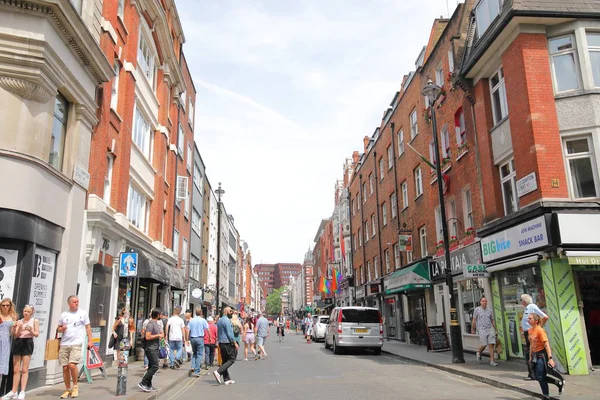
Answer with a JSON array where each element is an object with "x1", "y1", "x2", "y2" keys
[
  {"x1": 422, "y1": 79, "x2": 465, "y2": 364},
  {"x1": 215, "y1": 182, "x2": 225, "y2": 316}
]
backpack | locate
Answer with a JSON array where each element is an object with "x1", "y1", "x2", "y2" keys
[{"x1": 233, "y1": 324, "x2": 241, "y2": 336}]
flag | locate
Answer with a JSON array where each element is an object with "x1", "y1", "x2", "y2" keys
[
  {"x1": 325, "y1": 279, "x2": 331, "y2": 294},
  {"x1": 340, "y1": 224, "x2": 346, "y2": 272},
  {"x1": 331, "y1": 267, "x2": 338, "y2": 293},
  {"x1": 320, "y1": 276, "x2": 327, "y2": 293},
  {"x1": 406, "y1": 142, "x2": 436, "y2": 170}
]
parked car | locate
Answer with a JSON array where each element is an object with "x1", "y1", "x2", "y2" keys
[
  {"x1": 324, "y1": 306, "x2": 383, "y2": 355},
  {"x1": 311, "y1": 315, "x2": 329, "y2": 342}
]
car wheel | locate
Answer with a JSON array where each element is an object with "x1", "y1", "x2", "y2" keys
[
  {"x1": 324, "y1": 336, "x2": 330, "y2": 349},
  {"x1": 333, "y1": 338, "x2": 342, "y2": 355},
  {"x1": 372, "y1": 347, "x2": 382, "y2": 355}
]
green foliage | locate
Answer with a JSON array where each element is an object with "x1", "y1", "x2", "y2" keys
[{"x1": 266, "y1": 287, "x2": 284, "y2": 315}]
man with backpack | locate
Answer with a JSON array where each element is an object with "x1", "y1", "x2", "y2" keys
[{"x1": 276, "y1": 313, "x2": 286, "y2": 340}]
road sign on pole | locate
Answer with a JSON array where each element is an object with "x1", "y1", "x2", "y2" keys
[
  {"x1": 119, "y1": 252, "x2": 138, "y2": 277},
  {"x1": 116, "y1": 254, "x2": 136, "y2": 395}
]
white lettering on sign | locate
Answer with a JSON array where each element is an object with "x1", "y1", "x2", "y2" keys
[
  {"x1": 29, "y1": 248, "x2": 56, "y2": 369},
  {"x1": 481, "y1": 216, "x2": 548, "y2": 262}
]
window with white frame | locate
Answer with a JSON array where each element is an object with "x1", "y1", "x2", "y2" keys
[
  {"x1": 193, "y1": 163, "x2": 202, "y2": 189},
  {"x1": 429, "y1": 141, "x2": 436, "y2": 169},
  {"x1": 448, "y1": 199, "x2": 458, "y2": 237},
  {"x1": 500, "y1": 159, "x2": 518, "y2": 215},
  {"x1": 104, "y1": 154, "x2": 114, "y2": 205},
  {"x1": 369, "y1": 173, "x2": 374, "y2": 195},
  {"x1": 586, "y1": 32, "x2": 600, "y2": 87},
  {"x1": 111, "y1": 61, "x2": 119, "y2": 110},
  {"x1": 173, "y1": 229, "x2": 179, "y2": 256},
  {"x1": 564, "y1": 136, "x2": 599, "y2": 198},
  {"x1": 387, "y1": 145, "x2": 393, "y2": 170},
  {"x1": 549, "y1": 35, "x2": 580, "y2": 93},
  {"x1": 185, "y1": 191, "x2": 191, "y2": 219},
  {"x1": 371, "y1": 214, "x2": 376, "y2": 237},
  {"x1": 475, "y1": 0, "x2": 502, "y2": 40},
  {"x1": 455, "y1": 108, "x2": 467, "y2": 147},
  {"x1": 490, "y1": 67, "x2": 508, "y2": 124},
  {"x1": 441, "y1": 125, "x2": 451, "y2": 159},
  {"x1": 419, "y1": 226, "x2": 428, "y2": 257},
  {"x1": 182, "y1": 238, "x2": 188, "y2": 266},
  {"x1": 365, "y1": 222, "x2": 369, "y2": 241},
  {"x1": 49, "y1": 94, "x2": 68, "y2": 170},
  {"x1": 127, "y1": 184, "x2": 149, "y2": 232},
  {"x1": 133, "y1": 105, "x2": 152, "y2": 160},
  {"x1": 407, "y1": 250, "x2": 413, "y2": 263},
  {"x1": 384, "y1": 249, "x2": 390, "y2": 274},
  {"x1": 391, "y1": 193, "x2": 397, "y2": 217},
  {"x1": 358, "y1": 228, "x2": 362, "y2": 246},
  {"x1": 352, "y1": 199, "x2": 356, "y2": 216},
  {"x1": 410, "y1": 109, "x2": 418, "y2": 140},
  {"x1": 394, "y1": 243, "x2": 400, "y2": 269},
  {"x1": 177, "y1": 124, "x2": 185, "y2": 157},
  {"x1": 434, "y1": 207, "x2": 443, "y2": 242},
  {"x1": 187, "y1": 143, "x2": 193, "y2": 171},
  {"x1": 448, "y1": 49, "x2": 455, "y2": 72},
  {"x1": 137, "y1": 33, "x2": 156, "y2": 88},
  {"x1": 379, "y1": 158, "x2": 385, "y2": 179},
  {"x1": 367, "y1": 261, "x2": 372, "y2": 282},
  {"x1": 117, "y1": 0, "x2": 124, "y2": 18},
  {"x1": 463, "y1": 187, "x2": 474, "y2": 230},
  {"x1": 362, "y1": 183, "x2": 367, "y2": 203},
  {"x1": 353, "y1": 233, "x2": 357, "y2": 250},
  {"x1": 192, "y1": 208, "x2": 201, "y2": 234},
  {"x1": 382, "y1": 202, "x2": 388, "y2": 226},
  {"x1": 398, "y1": 129, "x2": 405, "y2": 155},
  {"x1": 435, "y1": 64, "x2": 444, "y2": 87},
  {"x1": 401, "y1": 181, "x2": 408, "y2": 209},
  {"x1": 189, "y1": 99, "x2": 195, "y2": 128},
  {"x1": 415, "y1": 167, "x2": 423, "y2": 197},
  {"x1": 374, "y1": 256, "x2": 379, "y2": 279},
  {"x1": 357, "y1": 192, "x2": 361, "y2": 210}
]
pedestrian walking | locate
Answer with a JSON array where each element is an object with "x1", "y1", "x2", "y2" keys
[
  {"x1": 301, "y1": 316, "x2": 306, "y2": 336},
  {"x1": 231, "y1": 311, "x2": 243, "y2": 353},
  {"x1": 159, "y1": 311, "x2": 169, "y2": 369},
  {"x1": 213, "y1": 307, "x2": 238, "y2": 385},
  {"x1": 109, "y1": 308, "x2": 135, "y2": 364},
  {"x1": 242, "y1": 317, "x2": 257, "y2": 361},
  {"x1": 138, "y1": 308, "x2": 163, "y2": 392},
  {"x1": 183, "y1": 309, "x2": 193, "y2": 362},
  {"x1": 57, "y1": 296, "x2": 93, "y2": 399},
  {"x1": 204, "y1": 317, "x2": 218, "y2": 368},
  {"x1": 276, "y1": 313, "x2": 286, "y2": 341},
  {"x1": 0, "y1": 299, "x2": 18, "y2": 398},
  {"x1": 254, "y1": 312, "x2": 269, "y2": 360},
  {"x1": 305, "y1": 313, "x2": 313, "y2": 343},
  {"x1": 520, "y1": 294, "x2": 548, "y2": 380},
  {"x1": 471, "y1": 296, "x2": 498, "y2": 366},
  {"x1": 187, "y1": 307, "x2": 209, "y2": 377},
  {"x1": 4, "y1": 305, "x2": 39, "y2": 400},
  {"x1": 528, "y1": 313, "x2": 565, "y2": 399},
  {"x1": 166, "y1": 307, "x2": 185, "y2": 369}
]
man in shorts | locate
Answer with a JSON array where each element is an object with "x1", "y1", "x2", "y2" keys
[
  {"x1": 254, "y1": 312, "x2": 269, "y2": 360},
  {"x1": 471, "y1": 296, "x2": 498, "y2": 366},
  {"x1": 57, "y1": 296, "x2": 93, "y2": 399}
]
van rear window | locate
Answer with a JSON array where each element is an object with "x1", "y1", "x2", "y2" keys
[{"x1": 341, "y1": 309, "x2": 379, "y2": 323}]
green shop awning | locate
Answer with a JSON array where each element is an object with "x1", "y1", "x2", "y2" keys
[{"x1": 384, "y1": 261, "x2": 432, "y2": 295}]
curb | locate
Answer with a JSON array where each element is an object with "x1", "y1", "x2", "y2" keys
[
  {"x1": 142, "y1": 369, "x2": 191, "y2": 400},
  {"x1": 381, "y1": 349, "x2": 549, "y2": 400}
]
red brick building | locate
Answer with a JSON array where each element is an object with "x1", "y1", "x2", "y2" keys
[
  {"x1": 255, "y1": 262, "x2": 302, "y2": 295},
  {"x1": 83, "y1": 0, "x2": 193, "y2": 363}
]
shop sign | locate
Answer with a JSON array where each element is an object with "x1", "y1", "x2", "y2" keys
[
  {"x1": 398, "y1": 234, "x2": 413, "y2": 251},
  {"x1": 557, "y1": 213, "x2": 600, "y2": 244},
  {"x1": 463, "y1": 264, "x2": 489, "y2": 278},
  {"x1": 367, "y1": 284, "x2": 381, "y2": 296},
  {"x1": 516, "y1": 172, "x2": 537, "y2": 198},
  {"x1": 481, "y1": 216, "x2": 549, "y2": 262},
  {"x1": 567, "y1": 256, "x2": 600, "y2": 265},
  {"x1": 191, "y1": 288, "x2": 203, "y2": 298},
  {"x1": 355, "y1": 286, "x2": 366, "y2": 299},
  {"x1": 431, "y1": 243, "x2": 482, "y2": 280},
  {"x1": 29, "y1": 248, "x2": 56, "y2": 369},
  {"x1": 73, "y1": 164, "x2": 90, "y2": 190},
  {"x1": 0, "y1": 248, "x2": 18, "y2": 300}
]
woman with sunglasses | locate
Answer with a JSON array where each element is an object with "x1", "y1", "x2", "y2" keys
[
  {"x1": 4, "y1": 305, "x2": 39, "y2": 400},
  {"x1": 0, "y1": 298, "x2": 18, "y2": 393}
]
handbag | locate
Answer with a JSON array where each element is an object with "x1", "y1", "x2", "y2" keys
[
  {"x1": 158, "y1": 338, "x2": 168, "y2": 358},
  {"x1": 45, "y1": 330, "x2": 60, "y2": 360}
]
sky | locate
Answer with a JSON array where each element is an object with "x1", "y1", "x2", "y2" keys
[{"x1": 178, "y1": 0, "x2": 457, "y2": 264}]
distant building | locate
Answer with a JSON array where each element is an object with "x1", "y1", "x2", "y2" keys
[{"x1": 255, "y1": 262, "x2": 302, "y2": 295}]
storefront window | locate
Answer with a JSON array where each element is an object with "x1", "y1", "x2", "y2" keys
[
  {"x1": 459, "y1": 278, "x2": 484, "y2": 334},
  {"x1": 500, "y1": 265, "x2": 545, "y2": 358}
]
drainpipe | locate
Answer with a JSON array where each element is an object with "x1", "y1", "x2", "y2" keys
[
  {"x1": 358, "y1": 174, "x2": 367, "y2": 288},
  {"x1": 348, "y1": 190, "x2": 356, "y2": 306},
  {"x1": 373, "y1": 152, "x2": 385, "y2": 312},
  {"x1": 389, "y1": 122, "x2": 403, "y2": 270}
]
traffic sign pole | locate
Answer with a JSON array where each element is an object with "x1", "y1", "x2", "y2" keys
[{"x1": 116, "y1": 252, "x2": 137, "y2": 396}]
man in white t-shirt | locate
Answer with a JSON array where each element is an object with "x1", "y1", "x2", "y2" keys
[
  {"x1": 57, "y1": 295, "x2": 92, "y2": 399},
  {"x1": 166, "y1": 306, "x2": 186, "y2": 369}
]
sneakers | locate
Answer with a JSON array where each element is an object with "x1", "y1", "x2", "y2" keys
[
  {"x1": 558, "y1": 380, "x2": 565, "y2": 396},
  {"x1": 138, "y1": 383, "x2": 151, "y2": 392},
  {"x1": 243, "y1": 358, "x2": 248, "y2": 361},
  {"x1": 59, "y1": 390, "x2": 71, "y2": 399},
  {"x1": 476, "y1": 352, "x2": 482, "y2": 363},
  {"x1": 213, "y1": 371, "x2": 222, "y2": 385},
  {"x1": 2, "y1": 391, "x2": 17, "y2": 400},
  {"x1": 524, "y1": 376, "x2": 533, "y2": 380},
  {"x1": 17, "y1": 393, "x2": 25, "y2": 400},
  {"x1": 188, "y1": 369, "x2": 194, "y2": 377},
  {"x1": 169, "y1": 366, "x2": 176, "y2": 370},
  {"x1": 224, "y1": 380, "x2": 235, "y2": 385},
  {"x1": 490, "y1": 361, "x2": 498, "y2": 366}
]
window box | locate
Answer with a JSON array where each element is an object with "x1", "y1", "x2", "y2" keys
[
  {"x1": 449, "y1": 236, "x2": 459, "y2": 250},
  {"x1": 442, "y1": 161, "x2": 452, "y2": 174},
  {"x1": 435, "y1": 240, "x2": 445, "y2": 256},
  {"x1": 456, "y1": 143, "x2": 469, "y2": 161}
]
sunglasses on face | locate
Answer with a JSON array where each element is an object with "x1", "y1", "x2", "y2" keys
[{"x1": 1, "y1": 304, "x2": 10, "y2": 307}]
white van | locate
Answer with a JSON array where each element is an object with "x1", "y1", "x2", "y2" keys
[{"x1": 324, "y1": 307, "x2": 383, "y2": 355}]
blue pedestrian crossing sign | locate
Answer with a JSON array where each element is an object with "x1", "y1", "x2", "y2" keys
[{"x1": 119, "y1": 252, "x2": 138, "y2": 277}]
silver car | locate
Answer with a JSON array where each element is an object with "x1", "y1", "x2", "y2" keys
[
  {"x1": 324, "y1": 307, "x2": 383, "y2": 355},
  {"x1": 311, "y1": 315, "x2": 329, "y2": 342}
]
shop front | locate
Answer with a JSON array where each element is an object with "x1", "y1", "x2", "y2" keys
[
  {"x1": 365, "y1": 283, "x2": 381, "y2": 310},
  {"x1": 383, "y1": 260, "x2": 432, "y2": 345},
  {"x1": 355, "y1": 285, "x2": 366, "y2": 306},
  {"x1": 431, "y1": 242, "x2": 489, "y2": 352}
]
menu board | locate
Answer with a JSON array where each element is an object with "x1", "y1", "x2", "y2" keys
[
  {"x1": 28, "y1": 248, "x2": 57, "y2": 369},
  {"x1": 426, "y1": 325, "x2": 450, "y2": 352}
]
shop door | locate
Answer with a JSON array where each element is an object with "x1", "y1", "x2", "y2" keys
[
  {"x1": 407, "y1": 293, "x2": 427, "y2": 345},
  {"x1": 385, "y1": 298, "x2": 397, "y2": 339},
  {"x1": 578, "y1": 272, "x2": 600, "y2": 365},
  {"x1": 89, "y1": 264, "x2": 112, "y2": 361}
]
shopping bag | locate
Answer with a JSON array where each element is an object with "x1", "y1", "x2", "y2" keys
[
  {"x1": 495, "y1": 336, "x2": 503, "y2": 356},
  {"x1": 45, "y1": 330, "x2": 60, "y2": 360},
  {"x1": 184, "y1": 342, "x2": 192, "y2": 354},
  {"x1": 216, "y1": 346, "x2": 221, "y2": 366}
]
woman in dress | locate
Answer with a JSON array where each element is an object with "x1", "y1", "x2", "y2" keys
[
  {"x1": 110, "y1": 308, "x2": 135, "y2": 363},
  {"x1": 242, "y1": 317, "x2": 257, "y2": 361},
  {"x1": 231, "y1": 312, "x2": 244, "y2": 354},
  {"x1": 0, "y1": 298, "x2": 18, "y2": 395},
  {"x1": 4, "y1": 305, "x2": 39, "y2": 400}
]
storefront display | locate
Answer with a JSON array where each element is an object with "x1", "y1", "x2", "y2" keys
[{"x1": 459, "y1": 278, "x2": 484, "y2": 335}]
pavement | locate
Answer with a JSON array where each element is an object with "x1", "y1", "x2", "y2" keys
[{"x1": 380, "y1": 339, "x2": 600, "y2": 399}]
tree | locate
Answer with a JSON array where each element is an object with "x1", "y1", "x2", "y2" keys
[{"x1": 266, "y1": 287, "x2": 284, "y2": 316}]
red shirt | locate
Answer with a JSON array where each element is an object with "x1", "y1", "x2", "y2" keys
[{"x1": 205, "y1": 322, "x2": 218, "y2": 344}]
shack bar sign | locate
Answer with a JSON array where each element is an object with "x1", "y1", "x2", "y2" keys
[{"x1": 463, "y1": 264, "x2": 489, "y2": 278}]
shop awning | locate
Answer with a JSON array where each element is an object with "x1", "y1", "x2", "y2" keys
[
  {"x1": 384, "y1": 261, "x2": 432, "y2": 295},
  {"x1": 486, "y1": 254, "x2": 541, "y2": 273},
  {"x1": 136, "y1": 250, "x2": 186, "y2": 291}
]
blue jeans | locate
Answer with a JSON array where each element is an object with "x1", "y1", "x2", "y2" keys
[
  {"x1": 169, "y1": 340, "x2": 183, "y2": 366},
  {"x1": 190, "y1": 337, "x2": 205, "y2": 373},
  {"x1": 204, "y1": 343, "x2": 215, "y2": 366}
]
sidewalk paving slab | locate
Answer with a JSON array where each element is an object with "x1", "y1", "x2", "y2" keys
[
  {"x1": 381, "y1": 339, "x2": 599, "y2": 400},
  {"x1": 26, "y1": 362, "x2": 193, "y2": 400}
]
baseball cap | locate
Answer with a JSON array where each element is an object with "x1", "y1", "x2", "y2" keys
[{"x1": 207, "y1": 316, "x2": 214, "y2": 322}]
